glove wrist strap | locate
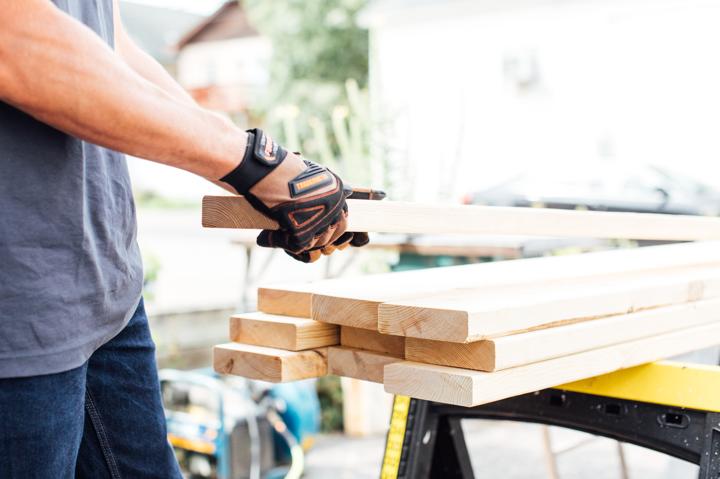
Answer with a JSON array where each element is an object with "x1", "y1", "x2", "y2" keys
[{"x1": 220, "y1": 129, "x2": 288, "y2": 194}]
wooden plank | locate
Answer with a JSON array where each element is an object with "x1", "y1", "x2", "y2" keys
[
  {"x1": 203, "y1": 195, "x2": 277, "y2": 230},
  {"x1": 229, "y1": 312, "x2": 339, "y2": 351},
  {"x1": 383, "y1": 320, "x2": 720, "y2": 407},
  {"x1": 213, "y1": 343, "x2": 327, "y2": 382},
  {"x1": 203, "y1": 195, "x2": 720, "y2": 240},
  {"x1": 309, "y1": 241, "x2": 720, "y2": 329},
  {"x1": 404, "y1": 299, "x2": 720, "y2": 371},
  {"x1": 257, "y1": 284, "x2": 314, "y2": 318},
  {"x1": 328, "y1": 347, "x2": 402, "y2": 383},
  {"x1": 341, "y1": 326, "x2": 405, "y2": 357},
  {"x1": 314, "y1": 297, "x2": 379, "y2": 330},
  {"x1": 381, "y1": 268, "x2": 720, "y2": 342}
]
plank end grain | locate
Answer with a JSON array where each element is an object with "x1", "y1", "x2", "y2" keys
[
  {"x1": 312, "y1": 294, "x2": 380, "y2": 330},
  {"x1": 229, "y1": 312, "x2": 339, "y2": 351},
  {"x1": 202, "y1": 195, "x2": 278, "y2": 229},
  {"x1": 404, "y1": 337, "x2": 496, "y2": 371},
  {"x1": 258, "y1": 286, "x2": 313, "y2": 318},
  {"x1": 328, "y1": 347, "x2": 401, "y2": 383},
  {"x1": 383, "y1": 361, "x2": 477, "y2": 407},
  {"x1": 213, "y1": 343, "x2": 328, "y2": 382},
  {"x1": 340, "y1": 326, "x2": 405, "y2": 357},
  {"x1": 378, "y1": 303, "x2": 470, "y2": 342}
]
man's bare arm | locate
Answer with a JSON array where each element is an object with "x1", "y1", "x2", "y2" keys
[
  {"x1": 0, "y1": 0, "x2": 242, "y2": 180},
  {"x1": 112, "y1": 0, "x2": 197, "y2": 106}
]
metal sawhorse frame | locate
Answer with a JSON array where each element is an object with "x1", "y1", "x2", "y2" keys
[{"x1": 380, "y1": 361, "x2": 720, "y2": 479}]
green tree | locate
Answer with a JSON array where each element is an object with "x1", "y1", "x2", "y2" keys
[
  {"x1": 245, "y1": 0, "x2": 368, "y2": 99},
  {"x1": 244, "y1": 0, "x2": 371, "y2": 183}
]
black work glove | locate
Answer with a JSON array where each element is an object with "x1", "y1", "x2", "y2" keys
[{"x1": 220, "y1": 129, "x2": 368, "y2": 263}]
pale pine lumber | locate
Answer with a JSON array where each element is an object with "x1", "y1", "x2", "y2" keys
[
  {"x1": 381, "y1": 268, "x2": 720, "y2": 342},
  {"x1": 313, "y1": 296, "x2": 380, "y2": 330},
  {"x1": 384, "y1": 321, "x2": 720, "y2": 407},
  {"x1": 310, "y1": 242, "x2": 720, "y2": 329},
  {"x1": 229, "y1": 312, "x2": 339, "y2": 351},
  {"x1": 404, "y1": 299, "x2": 720, "y2": 371},
  {"x1": 213, "y1": 343, "x2": 327, "y2": 382},
  {"x1": 258, "y1": 284, "x2": 315, "y2": 318},
  {"x1": 202, "y1": 195, "x2": 720, "y2": 240},
  {"x1": 328, "y1": 347, "x2": 402, "y2": 383},
  {"x1": 203, "y1": 195, "x2": 277, "y2": 230},
  {"x1": 341, "y1": 326, "x2": 405, "y2": 357}
]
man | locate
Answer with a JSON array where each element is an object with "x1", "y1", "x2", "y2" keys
[{"x1": 0, "y1": 1, "x2": 364, "y2": 477}]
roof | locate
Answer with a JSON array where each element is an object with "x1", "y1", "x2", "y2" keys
[
  {"x1": 120, "y1": 1, "x2": 202, "y2": 64},
  {"x1": 176, "y1": 1, "x2": 259, "y2": 49}
]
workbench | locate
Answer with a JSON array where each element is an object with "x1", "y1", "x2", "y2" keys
[{"x1": 381, "y1": 361, "x2": 720, "y2": 479}]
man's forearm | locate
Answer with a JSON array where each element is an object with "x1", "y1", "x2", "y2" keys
[
  {"x1": 0, "y1": 0, "x2": 243, "y2": 180},
  {"x1": 113, "y1": 2, "x2": 197, "y2": 107},
  {"x1": 117, "y1": 37, "x2": 196, "y2": 106}
]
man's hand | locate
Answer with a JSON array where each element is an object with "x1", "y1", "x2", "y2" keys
[{"x1": 220, "y1": 130, "x2": 367, "y2": 262}]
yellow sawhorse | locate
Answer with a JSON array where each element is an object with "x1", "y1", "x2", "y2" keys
[{"x1": 381, "y1": 361, "x2": 720, "y2": 479}]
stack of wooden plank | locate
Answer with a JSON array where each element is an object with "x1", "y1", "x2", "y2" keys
[{"x1": 213, "y1": 240, "x2": 720, "y2": 407}]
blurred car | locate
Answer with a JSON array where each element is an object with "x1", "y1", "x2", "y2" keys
[{"x1": 463, "y1": 163, "x2": 720, "y2": 216}]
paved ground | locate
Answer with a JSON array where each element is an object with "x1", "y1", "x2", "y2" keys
[{"x1": 305, "y1": 421, "x2": 699, "y2": 478}]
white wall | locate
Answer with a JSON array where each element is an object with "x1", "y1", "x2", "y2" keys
[
  {"x1": 368, "y1": 0, "x2": 720, "y2": 201},
  {"x1": 176, "y1": 36, "x2": 271, "y2": 91}
]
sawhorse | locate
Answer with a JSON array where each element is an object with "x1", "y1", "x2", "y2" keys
[{"x1": 380, "y1": 361, "x2": 720, "y2": 479}]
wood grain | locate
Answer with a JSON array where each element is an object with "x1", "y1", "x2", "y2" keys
[
  {"x1": 310, "y1": 242, "x2": 720, "y2": 330},
  {"x1": 328, "y1": 347, "x2": 402, "y2": 383},
  {"x1": 381, "y1": 268, "x2": 720, "y2": 342},
  {"x1": 229, "y1": 312, "x2": 339, "y2": 351},
  {"x1": 203, "y1": 195, "x2": 720, "y2": 240},
  {"x1": 384, "y1": 320, "x2": 720, "y2": 407},
  {"x1": 213, "y1": 343, "x2": 327, "y2": 382},
  {"x1": 257, "y1": 285, "x2": 315, "y2": 318},
  {"x1": 341, "y1": 326, "x2": 405, "y2": 357},
  {"x1": 203, "y1": 195, "x2": 277, "y2": 230},
  {"x1": 404, "y1": 299, "x2": 720, "y2": 371}
]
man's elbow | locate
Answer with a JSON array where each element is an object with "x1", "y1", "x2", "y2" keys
[
  {"x1": 0, "y1": 36, "x2": 40, "y2": 110},
  {"x1": 0, "y1": 44, "x2": 25, "y2": 106},
  {"x1": 0, "y1": 0, "x2": 68, "y2": 107}
]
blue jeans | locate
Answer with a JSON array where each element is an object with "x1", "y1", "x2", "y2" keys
[{"x1": 0, "y1": 299, "x2": 183, "y2": 478}]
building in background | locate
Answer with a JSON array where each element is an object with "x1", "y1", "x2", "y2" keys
[
  {"x1": 176, "y1": 1, "x2": 271, "y2": 114},
  {"x1": 361, "y1": 0, "x2": 720, "y2": 202},
  {"x1": 120, "y1": 0, "x2": 202, "y2": 75}
]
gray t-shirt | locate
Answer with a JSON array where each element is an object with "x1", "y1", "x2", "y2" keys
[{"x1": 0, "y1": 0, "x2": 143, "y2": 378}]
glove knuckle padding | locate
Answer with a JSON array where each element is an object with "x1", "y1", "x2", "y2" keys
[
  {"x1": 222, "y1": 129, "x2": 351, "y2": 259},
  {"x1": 272, "y1": 178, "x2": 346, "y2": 249}
]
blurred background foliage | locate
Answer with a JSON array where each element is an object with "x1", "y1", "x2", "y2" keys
[
  {"x1": 244, "y1": 0, "x2": 373, "y2": 186},
  {"x1": 244, "y1": 0, "x2": 368, "y2": 92},
  {"x1": 315, "y1": 376, "x2": 345, "y2": 432}
]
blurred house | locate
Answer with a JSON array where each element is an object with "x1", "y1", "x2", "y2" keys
[
  {"x1": 120, "y1": 1, "x2": 231, "y2": 201},
  {"x1": 176, "y1": 1, "x2": 271, "y2": 114},
  {"x1": 361, "y1": 0, "x2": 720, "y2": 201},
  {"x1": 120, "y1": 0, "x2": 202, "y2": 74}
]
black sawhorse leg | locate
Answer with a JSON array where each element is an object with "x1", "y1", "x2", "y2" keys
[{"x1": 381, "y1": 390, "x2": 720, "y2": 479}]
